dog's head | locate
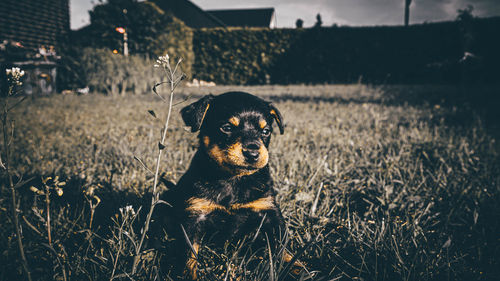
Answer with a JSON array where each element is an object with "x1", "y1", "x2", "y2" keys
[{"x1": 181, "y1": 92, "x2": 284, "y2": 176}]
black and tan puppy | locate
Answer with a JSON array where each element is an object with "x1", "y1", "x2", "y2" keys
[{"x1": 157, "y1": 91, "x2": 293, "y2": 279}]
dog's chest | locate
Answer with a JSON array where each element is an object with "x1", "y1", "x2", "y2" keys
[
  {"x1": 197, "y1": 178, "x2": 268, "y2": 208},
  {"x1": 184, "y1": 178, "x2": 272, "y2": 225}
]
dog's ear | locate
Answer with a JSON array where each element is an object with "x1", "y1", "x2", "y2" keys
[
  {"x1": 269, "y1": 104, "x2": 284, "y2": 135},
  {"x1": 181, "y1": 94, "x2": 214, "y2": 132}
]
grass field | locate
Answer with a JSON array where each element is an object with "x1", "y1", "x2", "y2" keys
[{"x1": 1, "y1": 84, "x2": 499, "y2": 280}]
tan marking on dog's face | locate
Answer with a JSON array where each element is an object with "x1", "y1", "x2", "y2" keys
[
  {"x1": 231, "y1": 196, "x2": 274, "y2": 212},
  {"x1": 185, "y1": 242, "x2": 200, "y2": 280},
  {"x1": 206, "y1": 134, "x2": 268, "y2": 176},
  {"x1": 186, "y1": 197, "x2": 226, "y2": 215},
  {"x1": 259, "y1": 119, "x2": 267, "y2": 129},
  {"x1": 207, "y1": 143, "x2": 228, "y2": 167},
  {"x1": 207, "y1": 140, "x2": 261, "y2": 176},
  {"x1": 229, "y1": 116, "x2": 240, "y2": 127},
  {"x1": 226, "y1": 141, "x2": 245, "y2": 166},
  {"x1": 255, "y1": 144, "x2": 269, "y2": 168}
]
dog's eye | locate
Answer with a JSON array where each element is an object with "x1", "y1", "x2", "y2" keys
[
  {"x1": 262, "y1": 128, "x2": 271, "y2": 136},
  {"x1": 220, "y1": 124, "x2": 233, "y2": 133}
]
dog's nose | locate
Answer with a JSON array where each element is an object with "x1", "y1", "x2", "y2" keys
[{"x1": 242, "y1": 143, "x2": 260, "y2": 163}]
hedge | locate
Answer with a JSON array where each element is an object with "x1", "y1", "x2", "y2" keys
[
  {"x1": 59, "y1": 15, "x2": 500, "y2": 90},
  {"x1": 193, "y1": 28, "x2": 298, "y2": 84},
  {"x1": 192, "y1": 17, "x2": 500, "y2": 85}
]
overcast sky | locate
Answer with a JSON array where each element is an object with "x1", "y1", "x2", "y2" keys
[{"x1": 70, "y1": 0, "x2": 500, "y2": 30}]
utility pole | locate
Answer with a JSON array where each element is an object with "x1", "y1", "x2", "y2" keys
[
  {"x1": 123, "y1": 29, "x2": 128, "y2": 56},
  {"x1": 115, "y1": 8, "x2": 128, "y2": 56},
  {"x1": 115, "y1": 27, "x2": 128, "y2": 56},
  {"x1": 404, "y1": 0, "x2": 412, "y2": 26}
]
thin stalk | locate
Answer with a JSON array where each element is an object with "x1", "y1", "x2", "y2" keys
[
  {"x1": 45, "y1": 184, "x2": 52, "y2": 246},
  {"x1": 266, "y1": 234, "x2": 275, "y2": 281},
  {"x1": 131, "y1": 73, "x2": 175, "y2": 275},
  {"x1": 2, "y1": 97, "x2": 32, "y2": 281},
  {"x1": 110, "y1": 219, "x2": 126, "y2": 280}
]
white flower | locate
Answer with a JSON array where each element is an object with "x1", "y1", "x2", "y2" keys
[
  {"x1": 155, "y1": 54, "x2": 171, "y2": 67},
  {"x1": 5, "y1": 67, "x2": 25, "y2": 87},
  {"x1": 120, "y1": 205, "x2": 136, "y2": 216}
]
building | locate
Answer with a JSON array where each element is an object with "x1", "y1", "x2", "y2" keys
[
  {"x1": 0, "y1": 0, "x2": 69, "y2": 95},
  {"x1": 207, "y1": 8, "x2": 276, "y2": 28},
  {"x1": 0, "y1": 0, "x2": 70, "y2": 50},
  {"x1": 151, "y1": 0, "x2": 276, "y2": 28}
]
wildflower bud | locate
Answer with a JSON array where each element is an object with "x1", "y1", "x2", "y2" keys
[
  {"x1": 6, "y1": 67, "x2": 25, "y2": 87},
  {"x1": 158, "y1": 142, "x2": 165, "y2": 150},
  {"x1": 42, "y1": 177, "x2": 52, "y2": 184}
]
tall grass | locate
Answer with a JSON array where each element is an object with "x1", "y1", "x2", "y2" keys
[{"x1": 1, "y1": 84, "x2": 498, "y2": 280}]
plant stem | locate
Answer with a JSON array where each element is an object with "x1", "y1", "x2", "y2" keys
[
  {"x1": 110, "y1": 219, "x2": 126, "y2": 280},
  {"x1": 2, "y1": 97, "x2": 32, "y2": 281},
  {"x1": 45, "y1": 184, "x2": 52, "y2": 246},
  {"x1": 131, "y1": 79, "x2": 175, "y2": 275}
]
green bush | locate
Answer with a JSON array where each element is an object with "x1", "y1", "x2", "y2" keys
[
  {"x1": 83, "y1": 0, "x2": 193, "y2": 59},
  {"x1": 81, "y1": 48, "x2": 163, "y2": 96},
  {"x1": 58, "y1": 0, "x2": 194, "y2": 91},
  {"x1": 146, "y1": 15, "x2": 194, "y2": 77}
]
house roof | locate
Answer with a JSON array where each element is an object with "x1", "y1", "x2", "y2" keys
[
  {"x1": 151, "y1": 0, "x2": 226, "y2": 28},
  {"x1": 0, "y1": 0, "x2": 70, "y2": 49},
  {"x1": 151, "y1": 0, "x2": 275, "y2": 28},
  {"x1": 207, "y1": 8, "x2": 275, "y2": 28}
]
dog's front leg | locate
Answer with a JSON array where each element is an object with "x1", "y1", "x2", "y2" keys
[
  {"x1": 184, "y1": 237, "x2": 200, "y2": 280},
  {"x1": 182, "y1": 197, "x2": 228, "y2": 279}
]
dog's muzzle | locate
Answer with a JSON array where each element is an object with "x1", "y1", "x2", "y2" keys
[{"x1": 242, "y1": 142, "x2": 261, "y2": 163}]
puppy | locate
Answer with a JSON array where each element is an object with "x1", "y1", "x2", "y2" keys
[{"x1": 156, "y1": 91, "x2": 296, "y2": 279}]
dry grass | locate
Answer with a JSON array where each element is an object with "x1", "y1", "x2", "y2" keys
[{"x1": 1, "y1": 84, "x2": 499, "y2": 280}]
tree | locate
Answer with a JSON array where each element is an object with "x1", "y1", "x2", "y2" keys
[
  {"x1": 295, "y1": 18, "x2": 304, "y2": 28},
  {"x1": 71, "y1": 0, "x2": 194, "y2": 78},
  {"x1": 85, "y1": 0, "x2": 187, "y2": 56},
  {"x1": 456, "y1": 5, "x2": 475, "y2": 53},
  {"x1": 404, "y1": 0, "x2": 412, "y2": 26},
  {"x1": 456, "y1": 5, "x2": 474, "y2": 22},
  {"x1": 314, "y1": 13, "x2": 323, "y2": 28}
]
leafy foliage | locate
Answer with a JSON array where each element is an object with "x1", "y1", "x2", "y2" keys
[
  {"x1": 85, "y1": 0, "x2": 189, "y2": 57},
  {"x1": 193, "y1": 28, "x2": 299, "y2": 85},
  {"x1": 193, "y1": 17, "x2": 500, "y2": 85},
  {"x1": 80, "y1": 48, "x2": 165, "y2": 95},
  {"x1": 58, "y1": 0, "x2": 193, "y2": 90}
]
